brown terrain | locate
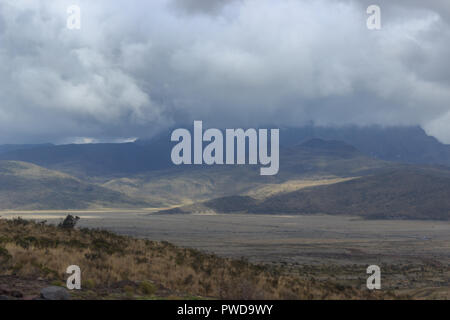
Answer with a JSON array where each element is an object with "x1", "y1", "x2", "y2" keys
[
  {"x1": 1, "y1": 212, "x2": 449, "y2": 300},
  {"x1": 0, "y1": 217, "x2": 402, "y2": 300}
]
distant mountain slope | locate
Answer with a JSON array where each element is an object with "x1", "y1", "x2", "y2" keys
[
  {"x1": 0, "y1": 139, "x2": 391, "y2": 209},
  {"x1": 102, "y1": 139, "x2": 391, "y2": 206},
  {"x1": 157, "y1": 196, "x2": 260, "y2": 215},
  {"x1": 0, "y1": 161, "x2": 150, "y2": 210},
  {"x1": 0, "y1": 140, "x2": 172, "y2": 178},
  {"x1": 0, "y1": 144, "x2": 54, "y2": 155},
  {"x1": 1, "y1": 125, "x2": 450, "y2": 178},
  {"x1": 281, "y1": 138, "x2": 393, "y2": 177},
  {"x1": 163, "y1": 166, "x2": 450, "y2": 220},
  {"x1": 254, "y1": 167, "x2": 450, "y2": 220},
  {"x1": 281, "y1": 126, "x2": 450, "y2": 166}
]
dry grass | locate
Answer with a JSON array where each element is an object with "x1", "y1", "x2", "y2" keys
[
  {"x1": 245, "y1": 177, "x2": 356, "y2": 200},
  {"x1": 0, "y1": 218, "x2": 395, "y2": 300}
]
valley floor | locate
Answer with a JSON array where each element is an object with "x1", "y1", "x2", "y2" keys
[{"x1": 1, "y1": 211, "x2": 449, "y2": 299}]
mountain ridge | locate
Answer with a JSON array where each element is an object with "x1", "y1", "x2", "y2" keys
[
  {"x1": 1, "y1": 126, "x2": 449, "y2": 178},
  {"x1": 160, "y1": 165, "x2": 450, "y2": 220}
]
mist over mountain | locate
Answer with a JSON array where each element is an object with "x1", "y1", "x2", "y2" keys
[{"x1": 1, "y1": 1, "x2": 450, "y2": 144}]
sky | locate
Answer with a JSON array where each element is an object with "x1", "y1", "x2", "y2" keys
[{"x1": 0, "y1": 0, "x2": 449, "y2": 144}]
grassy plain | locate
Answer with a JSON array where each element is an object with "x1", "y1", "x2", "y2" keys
[{"x1": 1, "y1": 212, "x2": 448, "y2": 299}]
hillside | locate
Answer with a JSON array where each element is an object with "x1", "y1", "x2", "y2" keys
[
  {"x1": 163, "y1": 166, "x2": 450, "y2": 220},
  {"x1": 254, "y1": 167, "x2": 450, "y2": 220},
  {"x1": 281, "y1": 126, "x2": 450, "y2": 166},
  {"x1": 0, "y1": 218, "x2": 396, "y2": 300},
  {"x1": 1, "y1": 137, "x2": 448, "y2": 215},
  {"x1": 280, "y1": 138, "x2": 393, "y2": 177},
  {"x1": 0, "y1": 139, "x2": 390, "y2": 209},
  {"x1": 102, "y1": 139, "x2": 391, "y2": 206},
  {"x1": 0, "y1": 140, "x2": 172, "y2": 179},
  {"x1": 0, "y1": 161, "x2": 150, "y2": 210}
]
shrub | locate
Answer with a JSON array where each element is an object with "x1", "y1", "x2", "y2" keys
[
  {"x1": 139, "y1": 281, "x2": 157, "y2": 296},
  {"x1": 123, "y1": 285, "x2": 135, "y2": 297},
  {"x1": 58, "y1": 215, "x2": 80, "y2": 229},
  {"x1": 0, "y1": 246, "x2": 12, "y2": 264},
  {"x1": 84, "y1": 279, "x2": 96, "y2": 290},
  {"x1": 51, "y1": 280, "x2": 65, "y2": 287}
]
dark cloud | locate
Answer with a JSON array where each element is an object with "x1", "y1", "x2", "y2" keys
[
  {"x1": 168, "y1": 0, "x2": 238, "y2": 15},
  {"x1": 0, "y1": 0, "x2": 449, "y2": 143}
]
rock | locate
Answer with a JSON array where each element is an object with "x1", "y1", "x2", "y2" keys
[
  {"x1": 10, "y1": 290, "x2": 23, "y2": 298},
  {"x1": 59, "y1": 215, "x2": 80, "y2": 229},
  {"x1": 40, "y1": 286, "x2": 71, "y2": 300},
  {"x1": 0, "y1": 285, "x2": 9, "y2": 294}
]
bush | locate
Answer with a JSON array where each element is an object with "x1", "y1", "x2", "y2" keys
[
  {"x1": 139, "y1": 281, "x2": 157, "y2": 295},
  {"x1": 11, "y1": 217, "x2": 29, "y2": 226},
  {"x1": 84, "y1": 279, "x2": 96, "y2": 290},
  {"x1": 58, "y1": 215, "x2": 80, "y2": 229},
  {"x1": 123, "y1": 285, "x2": 135, "y2": 297},
  {"x1": 51, "y1": 280, "x2": 65, "y2": 287},
  {"x1": 0, "y1": 246, "x2": 12, "y2": 264}
]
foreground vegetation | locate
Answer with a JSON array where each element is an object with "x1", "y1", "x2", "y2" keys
[{"x1": 0, "y1": 218, "x2": 395, "y2": 300}]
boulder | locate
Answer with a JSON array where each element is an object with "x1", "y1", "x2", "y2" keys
[
  {"x1": 40, "y1": 286, "x2": 71, "y2": 300},
  {"x1": 0, "y1": 285, "x2": 8, "y2": 295},
  {"x1": 59, "y1": 215, "x2": 80, "y2": 229},
  {"x1": 10, "y1": 290, "x2": 23, "y2": 298}
]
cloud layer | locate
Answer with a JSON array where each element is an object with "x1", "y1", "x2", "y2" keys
[{"x1": 0, "y1": 0, "x2": 449, "y2": 143}]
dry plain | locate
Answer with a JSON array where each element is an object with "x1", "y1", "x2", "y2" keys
[{"x1": 2, "y1": 211, "x2": 449, "y2": 299}]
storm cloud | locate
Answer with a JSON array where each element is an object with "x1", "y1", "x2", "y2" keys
[{"x1": 0, "y1": 0, "x2": 449, "y2": 143}]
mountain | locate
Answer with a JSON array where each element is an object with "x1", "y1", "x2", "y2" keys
[
  {"x1": 0, "y1": 141, "x2": 172, "y2": 179},
  {"x1": 0, "y1": 139, "x2": 390, "y2": 209},
  {"x1": 1, "y1": 125, "x2": 449, "y2": 179},
  {"x1": 281, "y1": 125, "x2": 450, "y2": 166},
  {"x1": 280, "y1": 138, "x2": 393, "y2": 177},
  {"x1": 156, "y1": 195, "x2": 260, "y2": 215},
  {"x1": 0, "y1": 161, "x2": 151, "y2": 210},
  {"x1": 101, "y1": 139, "x2": 392, "y2": 206},
  {"x1": 164, "y1": 166, "x2": 450, "y2": 220},
  {"x1": 1, "y1": 125, "x2": 450, "y2": 216},
  {"x1": 0, "y1": 144, "x2": 54, "y2": 155},
  {"x1": 254, "y1": 166, "x2": 450, "y2": 220}
]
